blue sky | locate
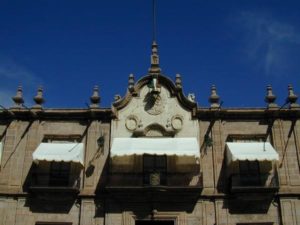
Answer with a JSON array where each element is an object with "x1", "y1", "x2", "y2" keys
[{"x1": 0, "y1": 0, "x2": 300, "y2": 108}]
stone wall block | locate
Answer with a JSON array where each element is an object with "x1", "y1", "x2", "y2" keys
[
  {"x1": 9, "y1": 121, "x2": 29, "y2": 187},
  {"x1": 281, "y1": 199, "x2": 297, "y2": 225},
  {"x1": 80, "y1": 199, "x2": 96, "y2": 225}
]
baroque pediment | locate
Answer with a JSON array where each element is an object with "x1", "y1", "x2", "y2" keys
[
  {"x1": 112, "y1": 74, "x2": 197, "y2": 117},
  {"x1": 111, "y1": 74, "x2": 199, "y2": 138}
]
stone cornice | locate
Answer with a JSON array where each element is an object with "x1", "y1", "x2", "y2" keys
[
  {"x1": 0, "y1": 108, "x2": 113, "y2": 121},
  {"x1": 1, "y1": 107, "x2": 299, "y2": 122},
  {"x1": 197, "y1": 107, "x2": 300, "y2": 120}
]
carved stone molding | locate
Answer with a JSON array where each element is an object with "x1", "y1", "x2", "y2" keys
[
  {"x1": 122, "y1": 210, "x2": 186, "y2": 225},
  {"x1": 144, "y1": 93, "x2": 165, "y2": 116},
  {"x1": 171, "y1": 115, "x2": 183, "y2": 131},
  {"x1": 125, "y1": 115, "x2": 139, "y2": 131},
  {"x1": 133, "y1": 123, "x2": 175, "y2": 137}
]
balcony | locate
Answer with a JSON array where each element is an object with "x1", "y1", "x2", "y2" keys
[
  {"x1": 229, "y1": 172, "x2": 279, "y2": 193},
  {"x1": 106, "y1": 171, "x2": 203, "y2": 193},
  {"x1": 29, "y1": 172, "x2": 80, "y2": 194},
  {"x1": 107, "y1": 148, "x2": 201, "y2": 199},
  {"x1": 105, "y1": 172, "x2": 202, "y2": 203}
]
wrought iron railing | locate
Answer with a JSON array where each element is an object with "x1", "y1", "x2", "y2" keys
[
  {"x1": 30, "y1": 172, "x2": 80, "y2": 190},
  {"x1": 230, "y1": 172, "x2": 279, "y2": 192},
  {"x1": 107, "y1": 172, "x2": 203, "y2": 188}
]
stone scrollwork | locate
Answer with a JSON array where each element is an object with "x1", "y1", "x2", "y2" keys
[
  {"x1": 144, "y1": 123, "x2": 165, "y2": 137},
  {"x1": 171, "y1": 115, "x2": 183, "y2": 131},
  {"x1": 141, "y1": 123, "x2": 176, "y2": 137},
  {"x1": 125, "y1": 115, "x2": 139, "y2": 131}
]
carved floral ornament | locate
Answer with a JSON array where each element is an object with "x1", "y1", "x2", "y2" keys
[
  {"x1": 125, "y1": 115, "x2": 140, "y2": 131},
  {"x1": 125, "y1": 114, "x2": 184, "y2": 136},
  {"x1": 171, "y1": 115, "x2": 183, "y2": 131}
]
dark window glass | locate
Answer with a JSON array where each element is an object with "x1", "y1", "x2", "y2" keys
[
  {"x1": 49, "y1": 162, "x2": 70, "y2": 186},
  {"x1": 239, "y1": 161, "x2": 261, "y2": 186},
  {"x1": 249, "y1": 161, "x2": 260, "y2": 174},
  {"x1": 143, "y1": 155, "x2": 167, "y2": 185},
  {"x1": 36, "y1": 223, "x2": 72, "y2": 225},
  {"x1": 144, "y1": 155, "x2": 155, "y2": 171},
  {"x1": 237, "y1": 223, "x2": 273, "y2": 225},
  {"x1": 136, "y1": 220, "x2": 174, "y2": 225},
  {"x1": 239, "y1": 161, "x2": 249, "y2": 174}
]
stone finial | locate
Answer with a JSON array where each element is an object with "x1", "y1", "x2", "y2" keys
[
  {"x1": 128, "y1": 74, "x2": 135, "y2": 92},
  {"x1": 12, "y1": 86, "x2": 24, "y2": 108},
  {"x1": 114, "y1": 94, "x2": 121, "y2": 102},
  {"x1": 188, "y1": 93, "x2": 196, "y2": 102},
  {"x1": 148, "y1": 41, "x2": 161, "y2": 74},
  {"x1": 209, "y1": 85, "x2": 220, "y2": 108},
  {"x1": 175, "y1": 74, "x2": 182, "y2": 89},
  {"x1": 33, "y1": 86, "x2": 45, "y2": 109},
  {"x1": 265, "y1": 85, "x2": 278, "y2": 109},
  {"x1": 286, "y1": 84, "x2": 299, "y2": 108},
  {"x1": 90, "y1": 85, "x2": 101, "y2": 108}
]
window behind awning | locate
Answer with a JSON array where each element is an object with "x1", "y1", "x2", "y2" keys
[
  {"x1": 110, "y1": 138, "x2": 200, "y2": 158},
  {"x1": 32, "y1": 143, "x2": 84, "y2": 166},
  {"x1": 226, "y1": 142, "x2": 279, "y2": 164}
]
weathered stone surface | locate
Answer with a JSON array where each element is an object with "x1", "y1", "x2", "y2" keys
[{"x1": 0, "y1": 73, "x2": 299, "y2": 225}]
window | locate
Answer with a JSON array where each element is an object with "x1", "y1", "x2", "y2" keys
[
  {"x1": 239, "y1": 161, "x2": 261, "y2": 186},
  {"x1": 226, "y1": 136, "x2": 278, "y2": 191},
  {"x1": 136, "y1": 221, "x2": 174, "y2": 225},
  {"x1": 227, "y1": 134, "x2": 267, "y2": 143},
  {"x1": 237, "y1": 223, "x2": 273, "y2": 225},
  {"x1": 43, "y1": 135, "x2": 81, "y2": 143},
  {"x1": 49, "y1": 162, "x2": 71, "y2": 186},
  {"x1": 31, "y1": 137, "x2": 83, "y2": 190},
  {"x1": 143, "y1": 155, "x2": 167, "y2": 185},
  {"x1": 36, "y1": 223, "x2": 72, "y2": 225}
]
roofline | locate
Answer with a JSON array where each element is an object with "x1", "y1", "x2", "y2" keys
[
  {"x1": 0, "y1": 107, "x2": 299, "y2": 121},
  {"x1": 0, "y1": 108, "x2": 114, "y2": 121},
  {"x1": 197, "y1": 108, "x2": 300, "y2": 120}
]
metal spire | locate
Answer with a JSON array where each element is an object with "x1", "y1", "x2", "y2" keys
[
  {"x1": 149, "y1": 0, "x2": 161, "y2": 74},
  {"x1": 152, "y1": 0, "x2": 157, "y2": 42}
]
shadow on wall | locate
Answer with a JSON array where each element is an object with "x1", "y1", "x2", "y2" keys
[
  {"x1": 22, "y1": 164, "x2": 78, "y2": 213},
  {"x1": 95, "y1": 157, "x2": 109, "y2": 193},
  {"x1": 24, "y1": 196, "x2": 77, "y2": 214},
  {"x1": 95, "y1": 199, "x2": 199, "y2": 219},
  {"x1": 216, "y1": 148, "x2": 228, "y2": 193},
  {"x1": 223, "y1": 196, "x2": 274, "y2": 214}
]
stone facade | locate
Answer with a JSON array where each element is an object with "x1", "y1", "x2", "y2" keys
[{"x1": 0, "y1": 44, "x2": 300, "y2": 225}]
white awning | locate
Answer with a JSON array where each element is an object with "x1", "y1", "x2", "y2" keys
[
  {"x1": 110, "y1": 138, "x2": 200, "y2": 157},
  {"x1": 226, "y1": 142, "x2": 279, "y2": 164},
  {"x1": 33, "y1": 143, "x2": 84, "y2": 166}
]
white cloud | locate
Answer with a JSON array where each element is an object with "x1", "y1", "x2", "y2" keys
[
  {"x1": 0, "y1": 59, "x2": 41, "y2": 86},
  {"x1": 237, "y1": 11, "x2": 300, "y2": 76},
  {"x1": 0, "y1": 58, "x2": 42, "y2": 107},
  {"x1": 0, "y1": 90, "x2": 14, "y2": 108},
  {"x1": 265, "y1": 43, "x2": 274, "y2": 76}
]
